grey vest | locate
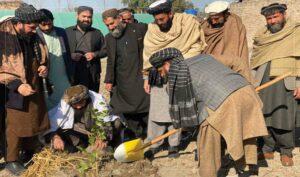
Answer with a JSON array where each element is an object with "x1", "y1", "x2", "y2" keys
[{"x1": 185, "y1": 54, "x2": 249, "y2": 123}]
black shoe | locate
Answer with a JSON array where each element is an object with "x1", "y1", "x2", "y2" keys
[
  {"x1": 19, "y1": 150, "x2": 35, "y2": 164},
  {"x1": 5, "y1": 161, "x2": 25, "y2": 175},
  {"x1": 168, "y1": 146, "x2": 180, "y2": 158},
  {"x1": 144, "y1": 147, "x2": 161, "y2": 160}
]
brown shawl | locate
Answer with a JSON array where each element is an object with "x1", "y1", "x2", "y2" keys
[
  {"x1": 1, "y1": 19, "x2": 50, "y2": 137},
  {"x1": 0, "y1": 19, "x2": 48, "y2": 85},
  {"x1": 143, "y1": 13, "x2": 207, "y2": 70},
  {"x1": 251, "y1": 20, "x2": 300, "y2": 77},
  {"x1": 201, "y1": 13, "x2": 249, "y2": 66},
  {"x1": 198, "y1": 85, "x2": 267, "y2": 177}
]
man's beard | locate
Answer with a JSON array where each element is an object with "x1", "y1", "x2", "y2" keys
[
  {"x1": 110, "y1": 22, "x2": 126, "y2": 38},
  {"x1": 42, "y1": 28, "x2": 53, "y2": 35},
  {"x1": 210, "y1": 22, "x2": 225, "y2": 28},
  {"x1": 77, "y1": 20, "x2": 92, "y2": 32},
  {"x1": 209, "y1": 19, "x2": 225, "y2": 29},
  {"x1": 267, "y1": 20, "x2": 286, "y2": 33},
  {"x1": 18, "y1": 27, "x2": 34, "y2": 42},
  {"x1": 158, "y1": 18, "x2": 173, "y2": 32}
]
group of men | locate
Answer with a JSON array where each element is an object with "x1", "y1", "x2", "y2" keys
[{"x1": 0, "y1": 0, "x2": 299, "y2": 176}]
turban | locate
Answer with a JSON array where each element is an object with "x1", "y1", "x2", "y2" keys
[
  {"x1": 63, "y1": 85, "x2": 89, "y2": 105},
  {"x1": 102, "y1": 8, "x2": 119, "y2": 20},
  {"x1": 40, "y1": 9, "x2": 54, "y2": 21},
  {"x1": 261, "y1": 3, "x2": 287, "y2": 16},
  {"x1": 205, "y1": 1, "x2": 229, "y2": 15},
  {"x1": 77, "y1": 6, "x2": 93, "y2": 14},
  {"x1": 15, "y1": 3, "x2": 43, "y2": 23},
  {"x1": 147, "y1": 0, "x2": 172, "y2": 15},
  {"x1": 149, "y1": 48, "x2": 183, "y2": 68}
]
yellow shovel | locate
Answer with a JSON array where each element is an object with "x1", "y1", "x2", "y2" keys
[
  {"x1": 114, "y1": 128, "x2": 180, "y2": 162},
  {"x1": 114, "y1": 72, "x2": 292, "y2": 163}
]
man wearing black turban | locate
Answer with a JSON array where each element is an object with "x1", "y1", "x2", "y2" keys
[
  {"x1": 0, "y1": 3, "x2": 49, "y2": 175},
  {"x1": 149, "y1": 48, "x2": 268, "y2": 177}
]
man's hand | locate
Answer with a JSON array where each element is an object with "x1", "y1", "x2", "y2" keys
[
  {"x1": 144, "y1": 80, "x2": 151, "y2": 94},
  {"x1": 94, "y1": 139, "x2": 107, "y2": 150},
  {"x1": 17, "y1": 84, "x2": 36, "y2": 96},
  {"x1": 85, "y1": 52, "x2": 95, "y2": 61},
  {"x1": 294, "y1": 87, "x2": 300, "y2": 99},
  {"x1": 52, "y1": 134, "x2": 64, "y2": 151},
  {"x1": 105, "y1": 83, "x2": 113, "y2": 92},
  {"x1": 38, "y1": 65, "x2": 48, "y2": 78}
]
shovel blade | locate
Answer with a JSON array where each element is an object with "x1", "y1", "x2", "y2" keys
[{"x1": 114, "y1": 138, "x2": 144, "y2": 162}]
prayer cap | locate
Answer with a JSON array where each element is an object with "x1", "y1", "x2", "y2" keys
[
  {"x1": 261, "y1": 3, "x2": 287, "y2": 16},
  {"x1": 77, "y1": 6, "x2": 93, "y2": 14},
  {"x1": 149, "y1": 48, "x2": 183, "y2": 68},
  {"x1": 102, "y1": 8, "x2": 119, "y2": 20},
  {"x1": 205, "y1": 1, "x2": 230, "y2": 15},
  {"x1": 40, "y1": 9, "x2": 54, "y2": 21},
  {"x1": 63, "y1": 85, "x2": 89, "y2": 105},
  {"x1": 147, "y1": 0, "x2": 172, "y2": 15},
  {"x1": 15, "y1": 3, "x2": 43, "y2": 23}
]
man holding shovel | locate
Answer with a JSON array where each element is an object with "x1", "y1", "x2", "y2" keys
[{"x1": 148, "y1": 48, "x2": 268, "y2": 177}]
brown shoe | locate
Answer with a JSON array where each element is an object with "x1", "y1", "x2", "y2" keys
[
  {"x1": 280, "y1": 155, "x2": 294, "y2": 166},
  {"x1": 258, "y1": 152, "x2": 274, "y2": 160}
]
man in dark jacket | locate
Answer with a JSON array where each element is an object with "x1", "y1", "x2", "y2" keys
[
  {"x1": 65, "y1": 6, "x2": 106, "y2": 92},
  {"x1": 102, "y1": 9, "x2": 150, "y2": 139},
  {"x1": 37, "y1": 9, "x2": 74, "y2": 111}
]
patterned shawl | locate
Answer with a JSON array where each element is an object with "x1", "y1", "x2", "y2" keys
[{"x1": 149, "y1": 48, "x2": 198, "y2": 128}]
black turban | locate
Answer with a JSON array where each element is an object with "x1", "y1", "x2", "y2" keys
[
  {"x1": 15, "y1": 3, "x2": 43, "y2": 23},
  {"x1": 149, "y1": 48, "x2": 183, "y2": 68}
]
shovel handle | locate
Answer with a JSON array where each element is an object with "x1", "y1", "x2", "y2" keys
[
  {"x1": 255, "y1": 72, "x2": 292, "y2": 92},
  {"x1": 150, "y1": 128, "x2": 181, "y2": 145},
  {"x1": 131, "y1": 128, "x2": 181, "y2": 152}
]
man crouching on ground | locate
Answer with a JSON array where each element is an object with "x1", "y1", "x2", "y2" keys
[
  {"x1": 45, "y1": 85, "x2": 120, "y2": 152},
  {"x1": 149, "y1": 48, "x2": 268, "y2": 177}
]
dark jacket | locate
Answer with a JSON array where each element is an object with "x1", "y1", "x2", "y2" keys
[
  {"x1": 105, "y1": 23, "x2": 147, "y2": 84},
  {"x1": 65, "y1": 26, "x2": 106, "y2": 75},
  {"x1": 37, "y1": 26, "x2": 75, "y2": 84},
  {"x1": 104, "y1": 23, "x2": 149, "y2": 114}
]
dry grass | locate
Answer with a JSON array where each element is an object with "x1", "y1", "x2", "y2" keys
[{"x1": 21, "y1": 148, "x2": 85, "y2": 177}]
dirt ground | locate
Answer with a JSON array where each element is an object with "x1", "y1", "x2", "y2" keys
[{"x1": 0, "y1": 141, "x2": 300, "y2": 177}]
